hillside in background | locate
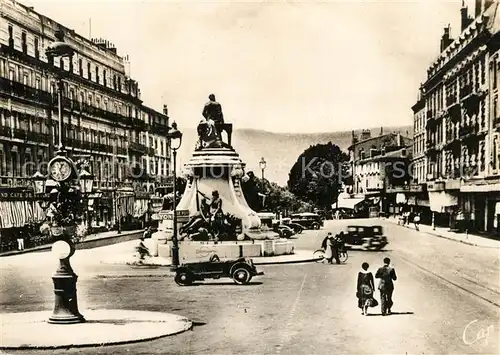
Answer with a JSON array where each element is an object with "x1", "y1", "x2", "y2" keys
[{"x1": 177, "y1": 125, "x2": 413, "y2": 186}]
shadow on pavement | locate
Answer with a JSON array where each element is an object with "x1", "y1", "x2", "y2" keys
[
  {"x1": 191, "y1": 320, "x2": 208, "y2": 327},
  {"x1": 366, "y1": 311, "x2": 414, "y2": 316},
  {"x1": 191, "y1": 281, "x2": 263, "y2": 286}
]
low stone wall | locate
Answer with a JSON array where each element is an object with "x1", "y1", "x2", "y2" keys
[
  {"x1": 156, "y1": 239, "x2": 294, "y2": 262},
  {"x1": 75, "y1": 231, "x2": 143, "y2": 250}
]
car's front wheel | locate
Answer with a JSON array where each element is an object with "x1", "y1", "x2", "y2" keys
[
  {"x1": 312, "y1": 222, "x2": 320, "y2": 230},
  {"x1": 232, "y1": 267, "x2": 252, "y2": 285},
  {"x1": 175, "y1": 271, "x2": 193, "y2": 286}
]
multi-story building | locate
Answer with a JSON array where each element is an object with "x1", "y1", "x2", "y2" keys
[
  {"x1": 0, "y1": 0, "x2": 170, "y2": 238},
  {"x1": 342, "y1": 129, "x2": 413, "y2": 216},
  {"x1": 416, "y1": 0, "x2": 500, "y2": 232}
]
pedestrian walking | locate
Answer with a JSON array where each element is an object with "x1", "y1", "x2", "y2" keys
[
  {"x1": 331, "y1": 232, "x2": 344, "y2": 264},
  {"x1": 324, "y1": 233, "x2": 334, "y2": 264},
  {"x1": 413, "y1": 213, "x2": 420, "y2": 231},
  {"x1": 357, "y1": 262, "x2": 378, "y2": 315},
  {"x1": 375, "y1": 257, "x2": 397, "y2": 316}
]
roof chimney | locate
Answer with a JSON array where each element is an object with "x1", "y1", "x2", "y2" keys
[
  {"x1": 461, "y1": 1, "x2": 473, "y2": 30},
  {"x1": 163, "y1": 105, "x2": 168, "y2": 116},
  {"x1": 440, "y1": 25, "x2": 453, "y2": 52},
  {"x1": 475, "y1": 0, "x2": 482, "y2": 17},
  {"x1": 380, "y1": 126, "x2": 383, "y2": 136}
]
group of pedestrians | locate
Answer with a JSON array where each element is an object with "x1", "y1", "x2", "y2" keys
[
  {"x1": 398, "y1": 211, "x2": 421, "y2": 231},
  {"x1": 356, "y1": 257, "x2": 397, "y2": 316},
  {"x1": 321, "y1": 232, "x2": 344, "y2": 264}
]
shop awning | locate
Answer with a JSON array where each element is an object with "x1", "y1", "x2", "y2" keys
[
  {"x1": 133, "y1": 199, "x2": 149, "y2": 218},
  {"x1": 396, "y1": 193, "x2": 407, "y2": 204},
  {"x1": 335, "y1": 197, "x2": 364, "y2": 210},
  {"x1": 0, "y1": 201, "x2": 45, "y2": 229},
  {"x1": 429, "y1": 191, "x2": 458, "y2": 213}
]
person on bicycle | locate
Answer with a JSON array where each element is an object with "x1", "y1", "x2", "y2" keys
[{"x1": 331, "y1": 232, "x2": 345, "y2": 264}]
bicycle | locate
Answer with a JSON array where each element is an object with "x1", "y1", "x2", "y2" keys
[{"x1": 313, "y1": 246, "x2": 348, "y2": 263}]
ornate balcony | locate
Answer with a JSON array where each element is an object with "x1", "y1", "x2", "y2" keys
[
  {"x1": 0, "y1": 77, "x2": 52, "y2": 104},
  {"x1": 446, "y1": 95, "x2": 457, "y2": 108},
  {"x1": 129, "y1": 141, "x2": 148, "y2": 155}
]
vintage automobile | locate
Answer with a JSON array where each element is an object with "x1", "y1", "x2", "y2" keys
[
  {"x1": 343, "y1": 225, "x2": 389, "y2": 250},
  {"x1": 174, "y1": 255, "x2": 264, "y2": 286},
  {"x1": 290, "y1": 212, "x2": 324, "y2": 230},
  {"x1": 271, "y1": 220, "x2": 295, "y2": 238},
  {"x1": 281, "y1": 218, "x2": 304, "y2": 234}
]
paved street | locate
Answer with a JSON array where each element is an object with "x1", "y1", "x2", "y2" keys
[{"x1": 1, "y1": 218, "x2": 499, "y2": 354}]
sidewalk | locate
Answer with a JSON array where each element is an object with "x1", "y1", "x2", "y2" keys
[
  {"x1": 385, "y1": 216, "x2": 500, "y2": 248},
  {"x1": 0, "y1": 229, "x2": 144, "y2": 257}
]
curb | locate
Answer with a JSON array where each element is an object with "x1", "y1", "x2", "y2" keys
[
  {"x1": 386, "y1": 219, "x2": 500, "y2": 249},
  {"x1": 0, "y1": 230, "x2": 144, "y2": 257},
  {"x1": 0, "y1": 310, "x2": 192, "y2": 350}
]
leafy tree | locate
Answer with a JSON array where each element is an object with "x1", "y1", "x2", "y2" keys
[
  {"x1": 287, "y1": 142, "x2": 349, "y2": 210},
  {"x1": 241, "y1": 171, "x2": 313, "y2": 214}
]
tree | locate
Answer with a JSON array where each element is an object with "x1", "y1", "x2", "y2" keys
[
  {"x1": 241, "y1": 171, "x2": 313, "y2": 214},
  {"x1": 287, "y1": 142, "x2": 349, "y2": 210}
]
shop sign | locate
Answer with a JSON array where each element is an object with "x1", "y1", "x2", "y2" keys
[{"x1": 0, "y1": 190, "x2": 34, "y2": 200}]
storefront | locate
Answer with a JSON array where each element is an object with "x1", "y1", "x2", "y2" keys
[{"x1": 0, "y1": 189, "x2": 44, "y2": 229}]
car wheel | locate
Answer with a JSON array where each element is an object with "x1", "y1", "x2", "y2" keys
[
  {"x1": 312, "y1": 222, "x2": 320, "y2": 230},
  {"x1": 175, "y1": 271, "x2": 193, "y2": 286},
  {"x1": 232, "y1": 267, "x2": 252, "y2": 285}
]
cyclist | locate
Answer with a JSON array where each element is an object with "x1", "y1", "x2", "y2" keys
[{"x1": 331, "y1": 232, "x2": 345, "y2": 265}]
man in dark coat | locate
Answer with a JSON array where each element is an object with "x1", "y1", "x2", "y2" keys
[
  {"x1": 375, "y1": 257, "x2": 397, "y2": 315},
  {"x1": 202, "y1": 94, "x2": 224, "y2": 124}
]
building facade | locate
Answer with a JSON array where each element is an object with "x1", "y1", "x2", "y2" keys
[
  {"x1": 0, "y1": 0, "x2": 170, "y2": 237},
  {"x1": 416, "y1": 0, "x2": 500, "y2": 232},
  {"x1": 341, "y1": 129, "x2": 413, "y2": 216}
]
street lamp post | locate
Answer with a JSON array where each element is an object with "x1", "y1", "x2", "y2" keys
[
  {"x1": 45, "y1": 29, "x2": 74, "y2": 151},
  {"x1": 166, "y1": 122, "x2": 183, "y2": 270},
  {"x1": 32, "y1": 154, "x2": 89, "y2": 324},
  {"x1": 259, "y1": 157, "x2": 267, "y2": 210}
]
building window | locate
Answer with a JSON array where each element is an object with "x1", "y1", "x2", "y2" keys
[
  {"x1": 113, "y1": 75, "x2": 117, "y2": 89},
  {"x1": 8, "y1": 25, "x2": 14, "y2": 47},
  {"x1": 494, "y1": 137, "x2": 498, "y2": 170},
  {"x1": 87, "y1": 62, "x2": 91, "y2": 80},
  {"x1": 494, "y1": 96, "x2": 498, "y2": 122},
  {"x1": 103, "y1": 70, "x2": 107, "y2": 86},
  {"x1": 21, "y1": 32, "x2": 27, "y2": 53},
  {"x1": 96, "y1": 66, "x2": 100, "y2": 84},
  {"x1": 79, "y1": 59, "x2": 83, "y2": 76},
  {"x1": 34, "y1": 37, "x2": 39, "y2": 59},
  {"x1": 117, "y1": 76, "x2": 121, "y2": 92},
  {"x1": 494, "y1": 60, "x2": 498, "y2": 90}
]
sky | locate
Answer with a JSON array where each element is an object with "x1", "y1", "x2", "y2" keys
[{"x1": 24, "y1": 0, "x2": 471, "y2": 133}]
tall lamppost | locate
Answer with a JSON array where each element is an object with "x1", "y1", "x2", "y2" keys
[
  {"x1": 259, "y1": 157, "x2": 267, "y2": 210},
  {"x1": 166, "y1": 122, "x2": 183, "y2": 269},
  {"x1": 45, "y1": 28, "x2": 74, "y2": 151},
  {"x1": 32, "y1": 157, "x2": 92, "y2": 324}
]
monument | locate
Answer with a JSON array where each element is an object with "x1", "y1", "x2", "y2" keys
[{"x1": 154, "y1": 96, "x2": 293, "y2": 261}]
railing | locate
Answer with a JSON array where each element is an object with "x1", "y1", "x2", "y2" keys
[
  {"x1": 0, "y1": 77, "x2": 52, "y2": 103},
  {"x1": 446, "y1": 95, "x2": 457, "y2": 107},
  {"x1": 460, "y1": 84, "x2": 473, "y2": 98},
  {"x1": 129, "y1": 141, "x2": 148, "y2": 155}
]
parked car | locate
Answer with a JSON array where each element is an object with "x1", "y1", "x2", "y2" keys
[
  {"x1": 174, "y1": 256, "x2": 264, "y2": 286},
  {"x1": 272, "y1": 220, "x2": 295, "y2": 238},
  {"x1": 343, "y1": 225, "x2": 389, "y2": 250},
  {"x1": 290, "y1": 212, "x2": 324, "y2": 230},
  {"x1": 281, "y1": 218, "x2": 304, "y2": 234}
]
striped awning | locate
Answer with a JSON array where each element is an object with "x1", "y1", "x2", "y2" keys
[
  {"x1": 116, "y1": 196, "x2": 135, "y2": 221},
  {"x1": 133, "y1": 199, "x2": 149, "y2": 218},
  {"x1": 0, "y1": 201, "x2": 45, "y2": 229}
]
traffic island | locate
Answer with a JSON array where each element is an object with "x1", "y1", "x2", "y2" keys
[{"x1": 0, "y1": 309, "x2": 192, "y2": 350}]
